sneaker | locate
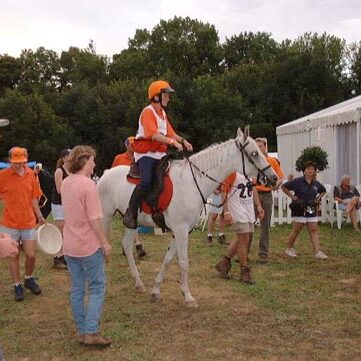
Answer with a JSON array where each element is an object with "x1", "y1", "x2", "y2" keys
[
  {"x1": 285, "y1": 248, "x2": 297, "y2": 258},
  {"x1": 206, "y1": 235, "x2": 213, "y2": 246},
  {"x1": 53, "y1": 257, "x2": 67, "y2": 270},
  {"x1": 84, "y1": 332, "x2": 112, "y2": 347},
  {"x1": 24, "y1": 277, "x2": 42, "y2": 295},
  {"x1": 218, "y1": 234, "x2": 229, "y2": 245},
  {"x1": 315, "y1": 250, "x2": 328, "y2": 260},
  {"x1": 136, "y1": 244, "x2": 147, "y2": 258},
  {"x1": 14, "y1": 284, "x2": 25, "y2": 302}
]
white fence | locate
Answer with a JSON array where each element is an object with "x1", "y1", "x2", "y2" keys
[{"x1": 198, "y1": 185, "x2": 361, "y2": 229}]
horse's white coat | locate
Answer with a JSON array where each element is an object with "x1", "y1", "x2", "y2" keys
[{"x1": 97, "y1": 128, "x2": 277, "y2": 306}]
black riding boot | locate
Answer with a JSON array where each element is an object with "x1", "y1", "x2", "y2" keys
[{"x1": 123, "y1": 186, "x2": 146, "y2": 229}]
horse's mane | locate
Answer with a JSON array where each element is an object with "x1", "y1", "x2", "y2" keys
[{"x1": 175, "y1": 138, "x2": 235, "y2": 172}]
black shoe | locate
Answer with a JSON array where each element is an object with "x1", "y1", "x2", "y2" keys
[
  {"x1": 136, "y1": 244, "x2": 147, "y2": 258},
  {"x1": 257, "y1": 255, "x2": 269, "y2": 264},
  {"x1": 206, "y1": 235, "x2": 213, "y2": 246},
  {"x1": 53, "y1": 257, "x2": 67, "y2": 270},
  {"x1": 24, "y1": 277, "x2": 42, "y2": 295},
  {"x1": 14, "y1": 284, "x2": 25, "y2": 301},
  {"x1": 123, "y1": 185, "x2": 145, "y2": 229}
]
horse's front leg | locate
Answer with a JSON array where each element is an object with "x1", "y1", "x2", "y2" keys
[
  {"x1": 122, "y1": 228, "x2": 146, "y2": 293},
  {"x1": 173, "y1": 226, "x2": 198, "y2": 308},
  {"x1": 150, "y1": 236, "x2": 177, "y2": 303}
]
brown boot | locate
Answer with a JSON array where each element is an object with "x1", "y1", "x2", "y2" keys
[
  {"x1": 240, "y1": 266, "x2": 255, "y2": 285},
  {"x1": 215, "y1": 256, "x2": 231, "y2": 279},
  {"x1": 83, "y1": 333, "x2": 112, "y2": 347}
]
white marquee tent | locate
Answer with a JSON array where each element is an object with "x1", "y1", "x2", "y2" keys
[{"x1": 276, "y1": 95, "x2": 361, "y2": 187}]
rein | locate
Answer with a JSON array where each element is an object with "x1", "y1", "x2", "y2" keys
[{"x1": 183, "y1": 138, "x2": 270, "y2": 215}]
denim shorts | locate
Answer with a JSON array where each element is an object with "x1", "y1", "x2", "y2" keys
[
  {"x1": 51, "y1": 203, "x2": 65, "y2": 221},
  {"x1": 0, "y1": 226, "x2": 36, "y2": 241}
]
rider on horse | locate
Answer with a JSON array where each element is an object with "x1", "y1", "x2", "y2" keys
[{"x1": 123, "y1": 80, "x2": 193, "y2": 229}]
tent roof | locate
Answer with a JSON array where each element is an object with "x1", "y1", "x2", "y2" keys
[{"x1": 276, "y1": 95, "x2": 361, "y2": 135}]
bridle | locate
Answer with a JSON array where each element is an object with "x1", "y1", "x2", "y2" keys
[
  {"x1": 184, "y1": 138, "x2": 272, "y2": 213},
  {"x1": 235, "y1": 138, "x2": 272, "y2": 185}
]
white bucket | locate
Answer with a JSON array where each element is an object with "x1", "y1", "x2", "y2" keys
[{"x1": 35, "y1": 224, "x2": 63, "y2": 256}]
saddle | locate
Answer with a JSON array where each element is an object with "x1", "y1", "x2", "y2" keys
[{"x1": 127, "y1": 158, "x2": 172, "y2": 231}]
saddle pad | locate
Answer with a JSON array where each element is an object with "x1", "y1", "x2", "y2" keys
[{"x1": 126, "y1": 175, "x2": 173, "y2": 214}]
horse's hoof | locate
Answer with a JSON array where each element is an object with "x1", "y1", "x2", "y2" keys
[
  {"x1": 150, "y1": 293, "x2": 162, "y2": 303},
  {"x1": 185, "y1": 300, "x2": 199, "y2": 308},
  {"x1": 135, "y1": 285, "x2": 146, "y2": 293}
]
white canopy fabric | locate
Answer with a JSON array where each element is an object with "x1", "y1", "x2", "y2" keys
[{"x1": 276, "y1": 96, "x2": 361, "y2": 187}]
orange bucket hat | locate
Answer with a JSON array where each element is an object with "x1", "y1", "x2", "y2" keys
[{"x1": 9, "y1": 147, "x2": 28, "y2": 163}]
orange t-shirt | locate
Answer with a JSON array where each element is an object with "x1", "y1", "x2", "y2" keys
[
  {"x1": 256, "y1": 156, "x2": 284, "y2": 192},
  {"x1": 140, "y1": 107, "x2": 176, "y2": 139},
  {"x1": 221, "y1": 173, "x2": 256, "y2": 193},
  {"x1": 111, "y1": 152, "x2": 132, "y2": 167},
  {"x1": 0, "y1": 166, "x2": 42, "y2": 229},
  {"x1": 221, "y1": 173, "x2": 237, "y2": 194}
]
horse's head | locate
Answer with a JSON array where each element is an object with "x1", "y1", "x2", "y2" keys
[{"x1": 235, "y1": 127, "x2": 278, "y2": 187}]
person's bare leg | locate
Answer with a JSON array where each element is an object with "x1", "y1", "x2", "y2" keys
[
  {"x1": 287, "y1": 222, "x2": 304, "y2": 248},
  {"x1": 22, "y1": 239, "x2": 37, "y2": 277},
  {"x1": 348, "y1": 207, "x2": 359, "y2": 230},
  {"x1": 9, "y1": 252, "x2": 20, "y2": 284},
  {"x1": 306, "y1": 222, "x2": 320, "y2": 253},
  {"x1": 236, "y1": 233, "x2": 250, "y2": 267}
]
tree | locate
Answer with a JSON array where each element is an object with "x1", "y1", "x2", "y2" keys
[
  {"x1": 0, "y1": 55, "x2": 22, "y2": 95},
  {"x1": 17, "y1": 47, "x2": 61, "y2": 94},
  {"x1": 0, "y1": 90, "x2": 73, "y2": 169},
  {"x1": 223, "y1": 32, "x2": 280, "y2": 69},
  {"x1": 110, "y1": 17, "x2": 223, "y2": 81},
  {"x1": 59, "y1": 42, "x2": 109, "y2": 89}
]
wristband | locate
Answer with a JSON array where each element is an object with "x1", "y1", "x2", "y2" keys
[{"x1": 224, "y1": 211, "x2": 231, "y2": 215}]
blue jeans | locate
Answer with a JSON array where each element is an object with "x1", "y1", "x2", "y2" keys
[
  {"x1": 65, "y1": 248, "x2": 105, "y2": 334},
  {"x1": 138, "y1": 156, "x2": 159, "y2": 190}
]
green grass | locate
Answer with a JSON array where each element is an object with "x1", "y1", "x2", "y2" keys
[{"x1": 0, "y1": 219, "x2": 361, "y2": 361}]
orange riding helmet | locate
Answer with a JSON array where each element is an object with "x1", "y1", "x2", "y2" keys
[{"x1": 148, "y1": 80, "x2": 176, "y2": 102}]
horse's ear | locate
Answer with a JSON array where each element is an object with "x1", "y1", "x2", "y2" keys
[
  {"x1": 237, "y1": 127, "x2": 244, "y2": 139},
  {"x1": 244, "y1": 126, "x2": 250, "y2": 141}
]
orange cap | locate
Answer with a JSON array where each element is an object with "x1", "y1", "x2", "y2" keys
[{"x1": 9, "y1": 147, "x2": 28, "y2": 163}]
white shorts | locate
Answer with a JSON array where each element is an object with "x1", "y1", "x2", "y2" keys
[
  {"x1": 0, "y1": 226, "x2": 36, "y2": 241},
  {"x1": 231, "y1": 222, "x2": 254, "y2": 234},
  {"x1": 293, "y1": 217, "x2": 319, "y2": 223},
  {"x1": 51, "y1": 204, "x2": 64, "y2": 221},
  {"x1": 209, "y1": 194, "x2": 223, "y2": 214}
]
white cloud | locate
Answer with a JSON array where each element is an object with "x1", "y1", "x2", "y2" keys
[{"x1": 0, "y1": 0, "x2": 360, "y2": 57}]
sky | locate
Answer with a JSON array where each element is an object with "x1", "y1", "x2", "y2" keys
[{"x1": 1, "y1": 0, "x2": 361, "y2": 58}]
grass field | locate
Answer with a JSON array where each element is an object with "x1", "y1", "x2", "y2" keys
[{"x1": 0, "y1": 218, "x2": 360, "y2": 361}]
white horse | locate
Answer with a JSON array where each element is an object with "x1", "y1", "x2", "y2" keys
[{"x1": 97, "y1": 128, "x2": 277, "y2": 307}]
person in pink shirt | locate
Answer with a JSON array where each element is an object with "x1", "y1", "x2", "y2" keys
[
  {"x1": 61, "y1": 145, "x2": 112, "y2": 348},
  {"x1": 0, "y1": 233, "x2": 18, "y2": 258}
]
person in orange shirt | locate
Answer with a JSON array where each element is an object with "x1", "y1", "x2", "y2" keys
[
  {"x1": 123, "y1": 80, "x2": 193, "y2": 229},
  {"x1": 112, "y1": 137, "x2": 147, "y2": 258},
  {"x1": 112, "y1": 137, "x2": 135, "y2": 167},
  {"x1": 254, "y1": 138, "x2": 284, "y2": 264},
  {"x1": 0, "y1": 147, "x2": 46, "y2": 301}
]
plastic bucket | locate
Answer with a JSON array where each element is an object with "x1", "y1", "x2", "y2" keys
[{"x1": 35, "y1": 224, "x2": 63, "y2": 256}]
